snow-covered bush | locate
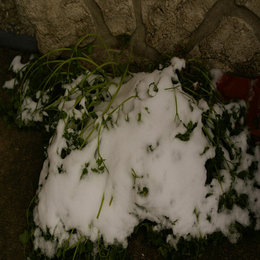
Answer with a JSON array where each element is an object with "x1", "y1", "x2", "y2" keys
[{"x1": 5, "y1": 41, "x2": 260, "y2": 259}]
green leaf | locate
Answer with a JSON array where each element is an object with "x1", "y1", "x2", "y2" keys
[
  {"x1": 19, "y1": 230, "x2": 30, "y2": 245},
  {"x1": 237, "y1": 170, "x2": 248, "y2": 180},
  {"x1": 200, "y1": 146, "x2": 209, "y2": 156},
  {"x1": 249, "y1": 161, "x2": 258, "y2": 179},
  {"x1": 236, "y1": 193, "x2": 249, "y2": 209},
  {"x1": 82, "y1": 167, "x2": 88, "y2": 176},
  {"x1": 138, "y1": 186, "x2": 149, "y2": 197},
  {"x1": 205, "y1": 146, "x2": 224, "y2": 185},
  {"x1": 137, "y1": 112, "x2": 142, "y2": 122},
  {"x1": 175, "y1": 121, "x2": 198, "y2": 141}
]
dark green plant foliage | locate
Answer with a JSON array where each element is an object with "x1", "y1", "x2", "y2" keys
[
  {"x1": 218, "y1": 189, "x2": 249, "y2": 212},
  {"x1": 102, "y1": 115, "x2": 114, "y2": 130},
  {"x1": 26, "y1": 237, "x2": 129, "y2": 260},
  {"x1": 200, "y1": 146, "x2": 209, "y2": 156},
  {"x1": 175, "y1": 121, "x2": 198, "y2": 141},
  {"x1": 21, "y1": 217, "x2": 260, "y2": 260},
  {"x1": 81, "y1": 162, "x2": 90, "y2": 179},
  {"x1": 147, "y1": 144, "x2": 155, "y2": 152},
  {"x1": 248, "y1": 161, "x2": 258, "y2": 178},
  {"x1": 201, "y1": 100, "x2": 254, "y2": 186},
  {"x1": 138, "y1": 186, "x2": 149, "y2": 197},
  {"x1": 89, "y1": 156, "x2": 106, "y2": 174},
  {"x1": 55, "y1": 238, "x2": 128, "y2": 260},
  {"x1": 26, "y1": 59, "x2": 69, "y2": 102},
  {"x1": 176, "y1": 60, "x2": 220, "y2": 106},
  {"x1": 58, "y1": 164, "x2": 65, "y2": 174},
  {"x1": 131, "y1": 220, "x2": 259, "y2": 260},
  {"x1": 137, "y1": 112, "x2": 142, "y2": 122},
  {"x1": 237, "y1": 161, "x2": 258, "y2": 181},
  {"x1": 0, "y1": 56, "x2": 81, "y2": 133},
  {"x1": 19, "y1": 230, "x2": 30, "y2": 245},
  {"x1": 205, "y1": 146, "x2": 225, "y2": 185},
  {"x1": 246, "y1": 135, "x2": 256, "y2": 155}
]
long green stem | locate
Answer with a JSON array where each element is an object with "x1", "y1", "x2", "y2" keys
[
  {"x1": 173, "y1": 89, "x2": 181, "y2": 123},
  {"x1": 97, "y1": 124, "x2": 109, "y2": 173},
  {"x1": 202, "y1": 126, "x2": 215, "y2": 146},
  {"x1": 102, "y1": 63, "x2": 129, "y2": 116},
  {"x1": 80, "y1": 122, "x2": 99, "y2": 149},
  {"x1": 96, "y1": 192, "x2": 105, "y2": 219},
  {"x1": 108, "y1": 95, "x2": 136, "y2": 116}
]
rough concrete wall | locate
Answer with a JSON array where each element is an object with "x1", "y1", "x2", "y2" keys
[{"x1": 0, "y1": 0, "x2": 260, "y2": 76}]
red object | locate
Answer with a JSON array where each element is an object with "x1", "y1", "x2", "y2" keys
[
  {"x1": 217, "y1": 74, "x2": 251, "y2": 101},
  {"x1": 216, "y1": 75, "x2": 260, "y2": 141}
]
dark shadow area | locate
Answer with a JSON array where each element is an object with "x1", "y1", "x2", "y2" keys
[{"x1": 0, "y1": 31, "x2": 38, "y2": 52}]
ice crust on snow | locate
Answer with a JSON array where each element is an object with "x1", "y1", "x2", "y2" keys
[{"x1": 10, "y1": 56, "x2": 259, "y2": 257}]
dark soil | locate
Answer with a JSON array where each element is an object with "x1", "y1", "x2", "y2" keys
[
  {"x1": 0, "y1": 48, "x2": 259, "y2": 260},
  {"x1": 0, "y1": 49, "x2": 45, "y2": 260}
]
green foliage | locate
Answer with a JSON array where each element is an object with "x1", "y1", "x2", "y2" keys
[
  {"x1": 132, "y1": 220, "x2": 243, "y2": 260},
  {"x1": 175, "y1": 121, "x2": 198, "y2": 141},
  {"x1": 176, "y1": 59, "x2": 220, "y2": 106},
  {"x1": 91, "y1": 158, "x2": 106, "y2": 174},
  {"x1": 137, "y1": 112, "x2": 142, "y2": 122},
  {"x1": 201, "y1": 101, "x2": 255, "y2": 188},
  {"x1": 81, "y1": 162, "x2": 90, "y2": 179},
  {"x1": 138, "y1": 186, "x2": 149, "y2": 197},
  {"x1": 147, "y1": 144, "x2": 155, "y2": 152},
  {"x1": 19, "y1": 230, "x2": 30, "y2": 245},
  {"x1": 218, "y1": 189, "x2": 249, "y2": 212},
  {"x1": 237, "y1": 161, "x2": 258, "y2": 181},
  {"x1": 9, "y1": 38, "x2": 258, "y2": 259},
  {"x1": 24, "y1": 233, "x2": 129, "y2": 260},
  {"x1": 205, "y1": 146, "x2": 225, "y2": 185}
]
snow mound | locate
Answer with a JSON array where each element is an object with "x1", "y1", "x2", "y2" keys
[{"x1": 12, "y1": 57, "x2": 260, "y2": 257}]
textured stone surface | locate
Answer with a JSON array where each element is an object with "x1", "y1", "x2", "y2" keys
[
  {"x1": 141, "y1": 0, "x2": 217, "y2": 54},
  {"x1": 0, "y1": 0, "x2": 260, "y2": 75},
  {"x1": 235, "y1": 0, "x2": 260, "y2": 18},
  {"x1": 0, "y1": 0, "x2": 16, "y2": 31},
  {"x1": 198, "y1": 16, "x2": 260, "y2": 75},
  {"x1": 16, "y1": 0, "x2": 96, "y2": 53},
  {"x1": 0, "y1": 0, "x2": 33, "y2": 35},
  {"x1": 95, "y1": 0, "x2": 136, "y2": 36}
]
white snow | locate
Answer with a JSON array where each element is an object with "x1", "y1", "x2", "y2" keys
[
  {"x1": 21, "y1": 97, "x2": 44, "y2": 123},
  {"x1": 2, "y1": 55, "x2": 32, "y2": 89},
  {"x1": 9, "y1": 56, "x2": 260, "y2": 257},
  {"x1": 9, "y1": 55, "x2": 25, "y2": 73},
  {"x1": 9, "y1": 55, "x2": 33, "y2": 73},
  {"x1": 2, "y1": 78, "x2": 16, "y2": 89},
  {"x1": 210, "y1": 68, "x2": 223, "y2": 87}
]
